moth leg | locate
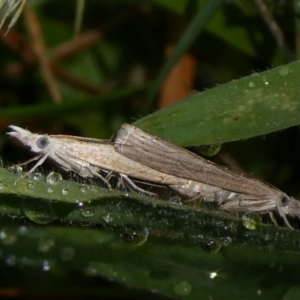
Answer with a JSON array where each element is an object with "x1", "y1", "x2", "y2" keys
[
  {"x1": 13, "y1": 153, "x2": 43, "y2": 167},
  {"x1": 270, "y1": 210, "x2": 293, "y2": 229},
  {"x1": 281, "y1": 214, "x2": 293, "y2": 230},
  {"x1": 26, "y1": 154, "x2": 49, "y2": 174},
  {"x1": 184, "y1": 190, "x2": 237, "y2": 204},
  {"x1": 115, "y1": 174, "x2": 126, "y2": 190},
  {"x1": 119, "y1": 174, "x2": 156, "y2": 196},
  {"x1": 104, "y1": 170, "x2": 114, "y2": 180},
  {"x1": 276, "y1": 206, "x2": 294, "y2": 230},
  {"x1": 184, "y1": 193, "x2": 204, "y2": 203},
  {"x1": 13, "y1": 154, "x2": 48, "y2": 181},
  {"x1": 54, "y1": 152, "x2": 113, "y2": 190},
  {"x1": 97, "y1": 170, "x2": 115, "y2": 187},
  {"x1": 221, "y1": 198, "x2": 276, "y2": 212},
  {"x1": 85, "y1": 166, "x2": 112, "y2": 191},
  {"x1": 222, "y1": 198, "x2": 294, "y2": 229},
  {"x1": 268, "y1": 212, "x2": 279, "y2": 227}
]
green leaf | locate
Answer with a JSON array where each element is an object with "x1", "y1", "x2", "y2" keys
[
  {"x1": 206, "y1": 7, "x2": 259, "y2": 57},
  {"x1": 135, "y1": 62, "x2": 300, "y2": 146},
  {"x1": 1, "y1": 220, "x2": 300, "y2": 299},
  {"x1": 1, "y1": 166, "x2": 300, "y2": 251},
  {"x1": 2, "y1": 164, "x2": 300, "y2": 298}
]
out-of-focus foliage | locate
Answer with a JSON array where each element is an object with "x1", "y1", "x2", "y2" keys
[{"x1": 0, "y1": 0, "x2": 26, "y2": 30}]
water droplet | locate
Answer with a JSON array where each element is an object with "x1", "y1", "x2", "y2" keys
[
  {"x1": 60, "y1": 247, "x2": 75, "y2": 261},
  {"x1": 0, "y1": 230, "x2": 17, "y2": 245},
  {"x1": 90, "y1": 186, "x2": 97, "y2": 193},
  {"x1": 102, "y1": 213, "x2": 113, "y2": 223},
  {"x1": 0, "y1": 230, "x2": 7, "y2": 239},
  {"x1": 18, "y1": 226, "x2": 28, "y2": 235},
  {"x1": 199, "y1": 239, "x2": 221, "y2": 253},
  {"x1": 195, "y1": 143, "x2": 222, "y2": 157},
  {"x1": 46, "y1": 172, "x2": 62, "y2": 185},
  {"x1": 120, "y1": 228, "x2": 149, "y2": 246},
  {"x1": 242, "y1": 212, "x2": 261, "y2": 230},
  {"x1": 76, "y1": 201, "x2": 84, "y2": 208},
  {"x1": 248, "y1": 81, "x2": 255, "y2": 88},
  {"x1": 262, "y1": 77, "x2": 269, "y2": 85},
  {"x1": 278, "y1": 66, "x2": 289, "y2": 77},
  {"x1": 33, "y1": 172, "x2": 42, "y2": 180},
  {"x1": 257, "y1": 290, "x2": 262, "y2": 296},
  {"x1": 173, "y1": 280, "x2": 192, "y2": 297},
  {"x1": 37, "y1": 238, "x2": 55, "y2": 253},
  {"x1": 26, "y1": 181, "x2": 35, "y2": 189},
  {"x1": 81, "y1": 208, "x2": 95, "y2": 218},
  {"x1": 42, "y1": 260, "x2": 51, "y2": 271},
  {"x1": 61, "y1": 188, "x2": 69, "y2": 195},
  {"x1": 169, "y1": 196, "x2": 182, "y2": 205},
  {"x1": 8, "y1": 165, "x2": 22, "y2": 175},
  {"x1": 5, "y1": 255, "x2": 16, "y2": 266},
  {"x1": 47, "y1": 188, "x2": 53, "y2": 194},
  {"x1": 22, "y1": 199, "x2": 56, "y2": 225},
  {"x1": 80, "y1": 184, "x2": 89, "y2": 193},
  {"x1": 220, "y1": 236, "x2": 232, "y2": 246}
]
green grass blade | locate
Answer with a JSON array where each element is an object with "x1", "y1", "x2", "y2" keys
[
  {"x1": 1, "y1": 167, "x2": 300, "y2": 252},
  {"x1": 1, "y1": 220, "x2": 300, "y2": 299},
  {"x1": 136, "y1": 62, "x2": 300, "y2": 146}
]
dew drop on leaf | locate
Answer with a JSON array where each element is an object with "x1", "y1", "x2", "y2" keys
[
  {"x1": 199, "y1": 239, "x2": 221, "y2": 253},
  {"x1": 120, "y1": 227, "x2": 149, "y2": 246},
  {"x1": 8, "y1": 165, "x2": 22, "y2": 175},
  {"x1": 22, "y1": 199, "x2": 56, "y2": 225},
  {"x1": 46, "y1": 172, "x2": 62, "y2": 185},
  {"x1": 242, "y1": 212, "x2": 261, "y2": 230},
  {"x1": 33, "y1": 172, "x2": 42, "y2": 180},
  {"x1": 61, "y1": 188, "x2": 69, "y2": 195},
  {"x1": 173, "y1": 280, "x2": 192, "y2": 297},
  {"x1": 26, "y1": 181, "x2": 35, "y2": 189}
]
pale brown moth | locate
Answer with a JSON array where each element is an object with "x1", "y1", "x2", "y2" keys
[
  {"x1": 8, "y1": 124, "x2": 300, "y2": 229},
  {"x1": 114, "y1": 124, "x2": 300, "y2": 228}
]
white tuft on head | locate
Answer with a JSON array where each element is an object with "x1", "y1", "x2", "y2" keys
[
  {"x1": 283, "y1": 197, "x2": 300, "y2": 219},
  {"x1": 7, "y1": 125, "x2": 43, "y2": 153}
]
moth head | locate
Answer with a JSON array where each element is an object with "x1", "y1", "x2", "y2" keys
[
  {"x1": 7, "y1": 125, "x2": 50, "y2": 153},
  {"x1": 281, "y1": 196, "x2": 300, "y2": 218}
]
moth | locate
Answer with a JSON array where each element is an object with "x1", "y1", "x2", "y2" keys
[{"x1": 8, "y1": 124, "x2": 300, "y2": 229}]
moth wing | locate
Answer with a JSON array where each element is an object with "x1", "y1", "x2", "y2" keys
[{"x1": 114, "y1": 124, "x2": 274, "y2": 197}]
